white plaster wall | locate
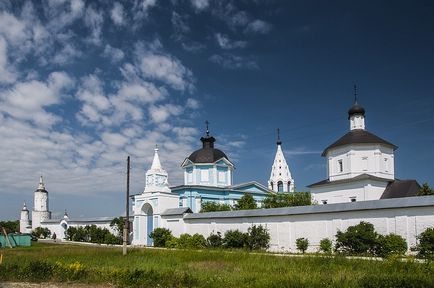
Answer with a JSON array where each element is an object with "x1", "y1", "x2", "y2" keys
[
  {"x1": 311, "y1": 180, "x2": 389, "y2": 204},
  {"x1": 327, "y1": 145, "x2": 394, "y2": 181},
  {"x1": 172, "y1": 205, "x2": 434, "y2": 253}
]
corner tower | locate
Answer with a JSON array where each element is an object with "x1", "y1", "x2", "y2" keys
[
  {"x1": 20, "y1": 202, "x2": 31, "y2": 233},
  {"x1": 268, "y1": 129, "x2": 295, "y2": 192},
  {"x1": 144, "y1": 145, "x2": 171, "y2": 193},
  {"x1": 32, "y1": 176, "x2": 51, "y2": 230}
]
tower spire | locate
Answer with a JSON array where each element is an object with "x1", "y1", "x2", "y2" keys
[
  {"x1": 150, "y1": 144, "x2": 162, "y2": 170},
  {"x1": 205, "y1": 120, "x2": 210, "y2": 137},
  {"x1": 353, "y1": 84, "x2": 358, "y2": 103},
  {"x1": 276, "y1": 128, "x2": 282, "y2": 145}
]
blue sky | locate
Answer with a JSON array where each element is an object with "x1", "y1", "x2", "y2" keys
[{"x1": 1, "y1": 0, "x2": 433, "y2": 220}]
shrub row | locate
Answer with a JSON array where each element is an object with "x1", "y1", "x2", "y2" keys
[
  {"x1": 150, "y1": 225, "x2": 270, "y2": 250},
  {"x1": 66, "y1": 225, "x2": 121, "y2": 245},
  {"x1": 294, "y1": 222, "x2": 434, "y2": 259}
]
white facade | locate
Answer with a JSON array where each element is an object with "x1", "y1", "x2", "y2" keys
[
  {"x1": 132, "y1": 146, "x2": 179, "y2": 245},
  {"x1": 268, "y1": 133, "x2": 295, "y2": 192},
  {"x1": 182, "y1": 158, "x2": 234, "y2": 187},
  {"x1": 311, "y1": 101, "x2": 396, "y2": 204},
  {"x1": 20, "y1": 202, "x2": 31, "y2": 233},
  {"x1": 32, "y1": 176, "x2": 51, "y2": 229},
  {"x1": 159, "y1": 196, "x2": 434, "y2": 253}
]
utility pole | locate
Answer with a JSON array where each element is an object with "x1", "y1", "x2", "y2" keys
[{"x1": 123, "y1": 156, "x2": 130, "y2": 256}]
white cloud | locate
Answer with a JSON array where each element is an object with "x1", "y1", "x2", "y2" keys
[
  {"x1": 245, "y1": 19, "x2": 272, "y2": 34},
  {"x1": 103, "y1": 44, "x2": 125, "y2": 63},
  {"x1": 132, "y1": 0, "x2": 157, "y2": 21},
  {"x1": 186, "y1": 98, "x2": 200, "y2": 109},
  {"x1": 191, "y1": 0, "x2": 210, "y2": 11},
  {"x1": 110, "y1": 2, "x2": 125, "y2": 26},
  {"x1": 181, "y1": 41, "x2": 205, "y2": 53},
  {"x1": 149, "y1": 104, "x2": 183, "y2": 123},
  {"x1": 52, "y1": 43, "x2": 83, "y2": 64},
  {"x1": 0, "y1": 72, "x2": 74, "y2": 126},
  {"x1": 84, "y1": 6, "x2": 104, "y2": 46},
  {"x1": 0, "y1": 37, "x2": 17, "y2": 84},
  {"x1": 215, "y1": 33, "x2": 247, "y2": 49},
  {"x1": 0, "y1": 11, "x2": 28, "y2": 44},
  {"x1": 209, "y1": 53, "x2": 259, "y2": 70}
]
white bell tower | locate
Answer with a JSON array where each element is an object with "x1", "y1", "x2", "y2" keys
[
  {"x1": 32, "y1": 176, "x2": 51, "y2": 229},
  {"x1": 144, "y1": 145, "x2": 171, "y2": 193},
  {"x1": 20, "y1": 202, "x2": 31, "y2": 233},
  {"x1": 268, "y1": 129, "x2": 295, "y2": 192}
]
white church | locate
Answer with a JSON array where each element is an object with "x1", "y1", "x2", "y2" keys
[{"x1": 20, "y1": 99, "x2": 433, "y2": 252}]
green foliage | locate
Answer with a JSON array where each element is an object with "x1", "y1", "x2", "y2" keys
[
  {"x1": 234, "y1": 193, "x2": 257, "y2": 210},
  {"x1": 417, "y1": 183, "x2": 434, "y2": 196},
  {"x1": 0, "y1": 220, "x2": 19, "y2": 234},
  {"x1": 206, "y1": 232, "x2": 223, "y2": 248},
  {"x1": 296, "y1": 238, "x2": 309, "y2": 253},
  {"x1": 149, "y1": 228, "x2": 173, "y2": 247},
  {"x1": 176, "y1": 233, "x2": 206, "y2": 249},
  {"x1": 246, "y1": 225, "x2": 270, "y2": 250},
  {"x1": 32, "y1": 227, "x2": 51, "y2": 239},
  {"x1": 375, "y1": 234, "x2": 407, "y2": 258},
  {"x1": 415, "y1": 227, "x2": 434, "y2": 259},
  {"x1": 335, "y1": 221, "x2": 379, "y2": 255},
  {"x1": 65, "y1": 225, "x2": 121, "y2": 244},
  {"x1": 223, "y1": 229, "x2": 248, "y2": 248},
  {"x1": 200, "y1": 201, "x2": 232, "y2": 212},
  {"x1": 319, "y1": 238, "x2": 333, "y2": 253},
  {"x1": 263, "y1": 192, "x2": 312, "y2": 208},
  {"x1": 109, "y1": 217, "x2": 125, "y2": 237},
  {"x1": 165, "y1": 236, "x2": 179, "y2": 248},
  {"x1": 0, "y1": 244, "x2": 433, "y2": 287}
]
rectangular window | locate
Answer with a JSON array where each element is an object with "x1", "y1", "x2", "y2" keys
[
  {"x1": 218, "y1": 170, "x2": 226, "y2": 183},
  {"x1": 338, "y1": 160, "x2": 343, "y2": 173},
  {"x1": 384, "y1": 158, "x2": 389, "y2": 172},
  {"x1": 362, "y1": 157, "x2": 368, "y2": 171},
  {"x1": 201, "y1": 169, "x2": 209, "y2": 182}
]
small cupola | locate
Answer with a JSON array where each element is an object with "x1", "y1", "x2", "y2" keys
[{"x1": 348, "y1": 85, "x2": 366, "y2": 130}]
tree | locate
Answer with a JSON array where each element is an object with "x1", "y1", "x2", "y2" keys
[
  {"x1": 262, "y1": 192, "x2": 312, "y2": 208},
  {"x1": 335, "y1": 221, "x2": 379, "y2": 255},
  {"x1": 296, "y1": 238, "x2": 309, "y2": 253},
  {"x1": 200, "y1": 202, "x2": 232, "y2": 213},
  {"x1": 149, "y1": 228, "x2": 173, "y2": 247},
  {"x1": 375, "y1": 234, "x2": 407, "y2": 258},
  {"x1": 0, "y1": 221, "x2": 19, "y2": 234},
  {"x1": 32, "y1": 227, "x2": 51, "y2": 239},
  {"x1": 110, "y1": 217, "x2": 125, "y2": 237},
  {"x1": 223, "y1": 230, "x2": 248, "y2": 248},
  {"x1": 246, "y1": 225, "x2": 270, "y2": 250},
  {"x1": 417, "y1": 183, "x2": 434, "y2": 196},
  {"x1": 319, "y1": 238, "x2": 333, "y2": 253},
  {"x1": 207, "y1": 232, "x2": 223, "y2": 248},
  {"x1": 234, "y1": 193, "x2": 257, "y2": 210},
  {"x1": 414, "y1": 227, "x2": 434, "y2": 260}
]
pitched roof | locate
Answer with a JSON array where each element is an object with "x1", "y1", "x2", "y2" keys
[
  {"x1": 322, "y1": 129, "x2": 397, "y2": 156},
  {"x1": 380, "y1": 180, "x2": 421, "y2": 199},
  {"x1": 161, "y1": 207, "x2": 193, "y2": 216},
  {"x1": 308, "y1": 173, "x2": 391, "y2": 188}
]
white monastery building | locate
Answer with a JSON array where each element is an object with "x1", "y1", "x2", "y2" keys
[{"x1": 20, "y1": 97, "x2": 433, "y2": 252}]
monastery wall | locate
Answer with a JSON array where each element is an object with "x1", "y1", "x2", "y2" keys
[{"x1": 162, "y1": 196, "x2": 434, "y2": 252}]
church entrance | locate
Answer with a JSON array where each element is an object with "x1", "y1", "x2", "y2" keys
[{"x1": 142, "y1": 203, "x2": 154, "y2": 246}]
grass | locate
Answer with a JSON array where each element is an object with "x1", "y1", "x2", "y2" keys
[{"x1": 0, "y1": 242, "x2": 433, "y2": 287}]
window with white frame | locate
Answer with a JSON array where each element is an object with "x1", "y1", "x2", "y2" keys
[
  {"x1": 338, "y1": 159, "x2": 343, "y2": 173},
  {"x1": 362, "y1": 157, "x2": 368, "y2": 171},
  {"x1": 384, "y1": 158, "x2": 389, "y2": 172},
  {"x1": 200, "y1": 169, "x2": 209, "y2": 182}
]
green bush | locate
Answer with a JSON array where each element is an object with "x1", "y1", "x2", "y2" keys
[
  {"x1": 149, "y1": 228, "x2": 173, "y2": 247},
  {"x1": 246, "y1": 225, "x2": 270, "y2": 250},
  {"x1": 263, "y1": 192, "x2": 312, "y2": 208},
  {"x1": 200, "y1": 201, "x2": 232, "y2": 212},
  {"x1": 319, "y1": 238, "x2": 332, "y2": 253},
  {"x1": 296, "y1": 238, "x2": 309, "y2": 253},
  {"x1": 415, "y1": 227, "x2": 434, "y2": 259},
  {"x1": 335, "y1": 221, "x2": 379, "y2": 255},
  {"x1": 375, "y1": 234, "x2": 407, "y2": 258},
  {"x1": 165, "y1": 236, "x2": 178, "y2": 248},
  {"x1": 189, "y1": 234, "x2": 207, "y2": 248},
  {"x1": 207, "y1": 232, "x2": 223, "y2": 248},
  {"x1": 223, "y1": 230, "x2": 248, "y2": 248},
  {"x1": 177, "y1": 234, "x2": 192, "y2": 248},
  {"x1": 0, "y1": 220, "x2": 19, "y2": 234},
  {"x1": 32, "y1": 227, "x2": 51, "y2": 239},
  {"x1": 65, "y1": 225, "x2": 122, "y2": 245},
  {"x1": 234, "y1": 193, "x2": 257, "y2": 210}
]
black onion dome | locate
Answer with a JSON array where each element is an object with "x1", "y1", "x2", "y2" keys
[
  {"x1": 187, "y1": 134, "x2": 229, "y2": 163},
  {"x1": 348, "y1": 102, "x2": 365, "y2": 119}
]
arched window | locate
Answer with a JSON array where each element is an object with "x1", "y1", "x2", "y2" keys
[
  {"x1": 277, "y1": 181, "x2": 283, "y2": 192},
  {"x1": 287, "y1": 182, "x2": 291, "y2": 192}
]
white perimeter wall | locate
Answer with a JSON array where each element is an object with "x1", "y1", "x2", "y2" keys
[{"x1": 161, "y1": 197, "x2": 434, "y2": 253}]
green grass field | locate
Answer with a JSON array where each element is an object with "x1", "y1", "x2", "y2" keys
[{"x1": 0, "y1": 243, "x2": 433, "y2": 287}]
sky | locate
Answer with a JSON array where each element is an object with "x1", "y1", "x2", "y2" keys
[{"x1": 1, "y1": 0, "x2": 433, "y2": 220}]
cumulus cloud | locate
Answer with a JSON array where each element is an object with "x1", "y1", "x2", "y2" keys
[
  {"x1": 110, "y1": 2, "x2": 125, "y2": 26},
  {"x1": 0, "y1": 37, "x2": 17, "y2": 84},
  {"x1": 215, "y1": 33, "x2": 247, "y2": 49},
  {"x1": 245, "y1": 19, "x2": 272, "y2": 34},
  {"x1": 209, "y1": 53, "x2": 259, "y2": 70},
  {"x1": 84, "y1": 6, "x2": 104, "y2": 46},
  {"x1": 103, "y1": 44, "x2": 125, "y2": 63},
  {"x1": 191, "y1": 0, "x2": 210, "y2": 11}
]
